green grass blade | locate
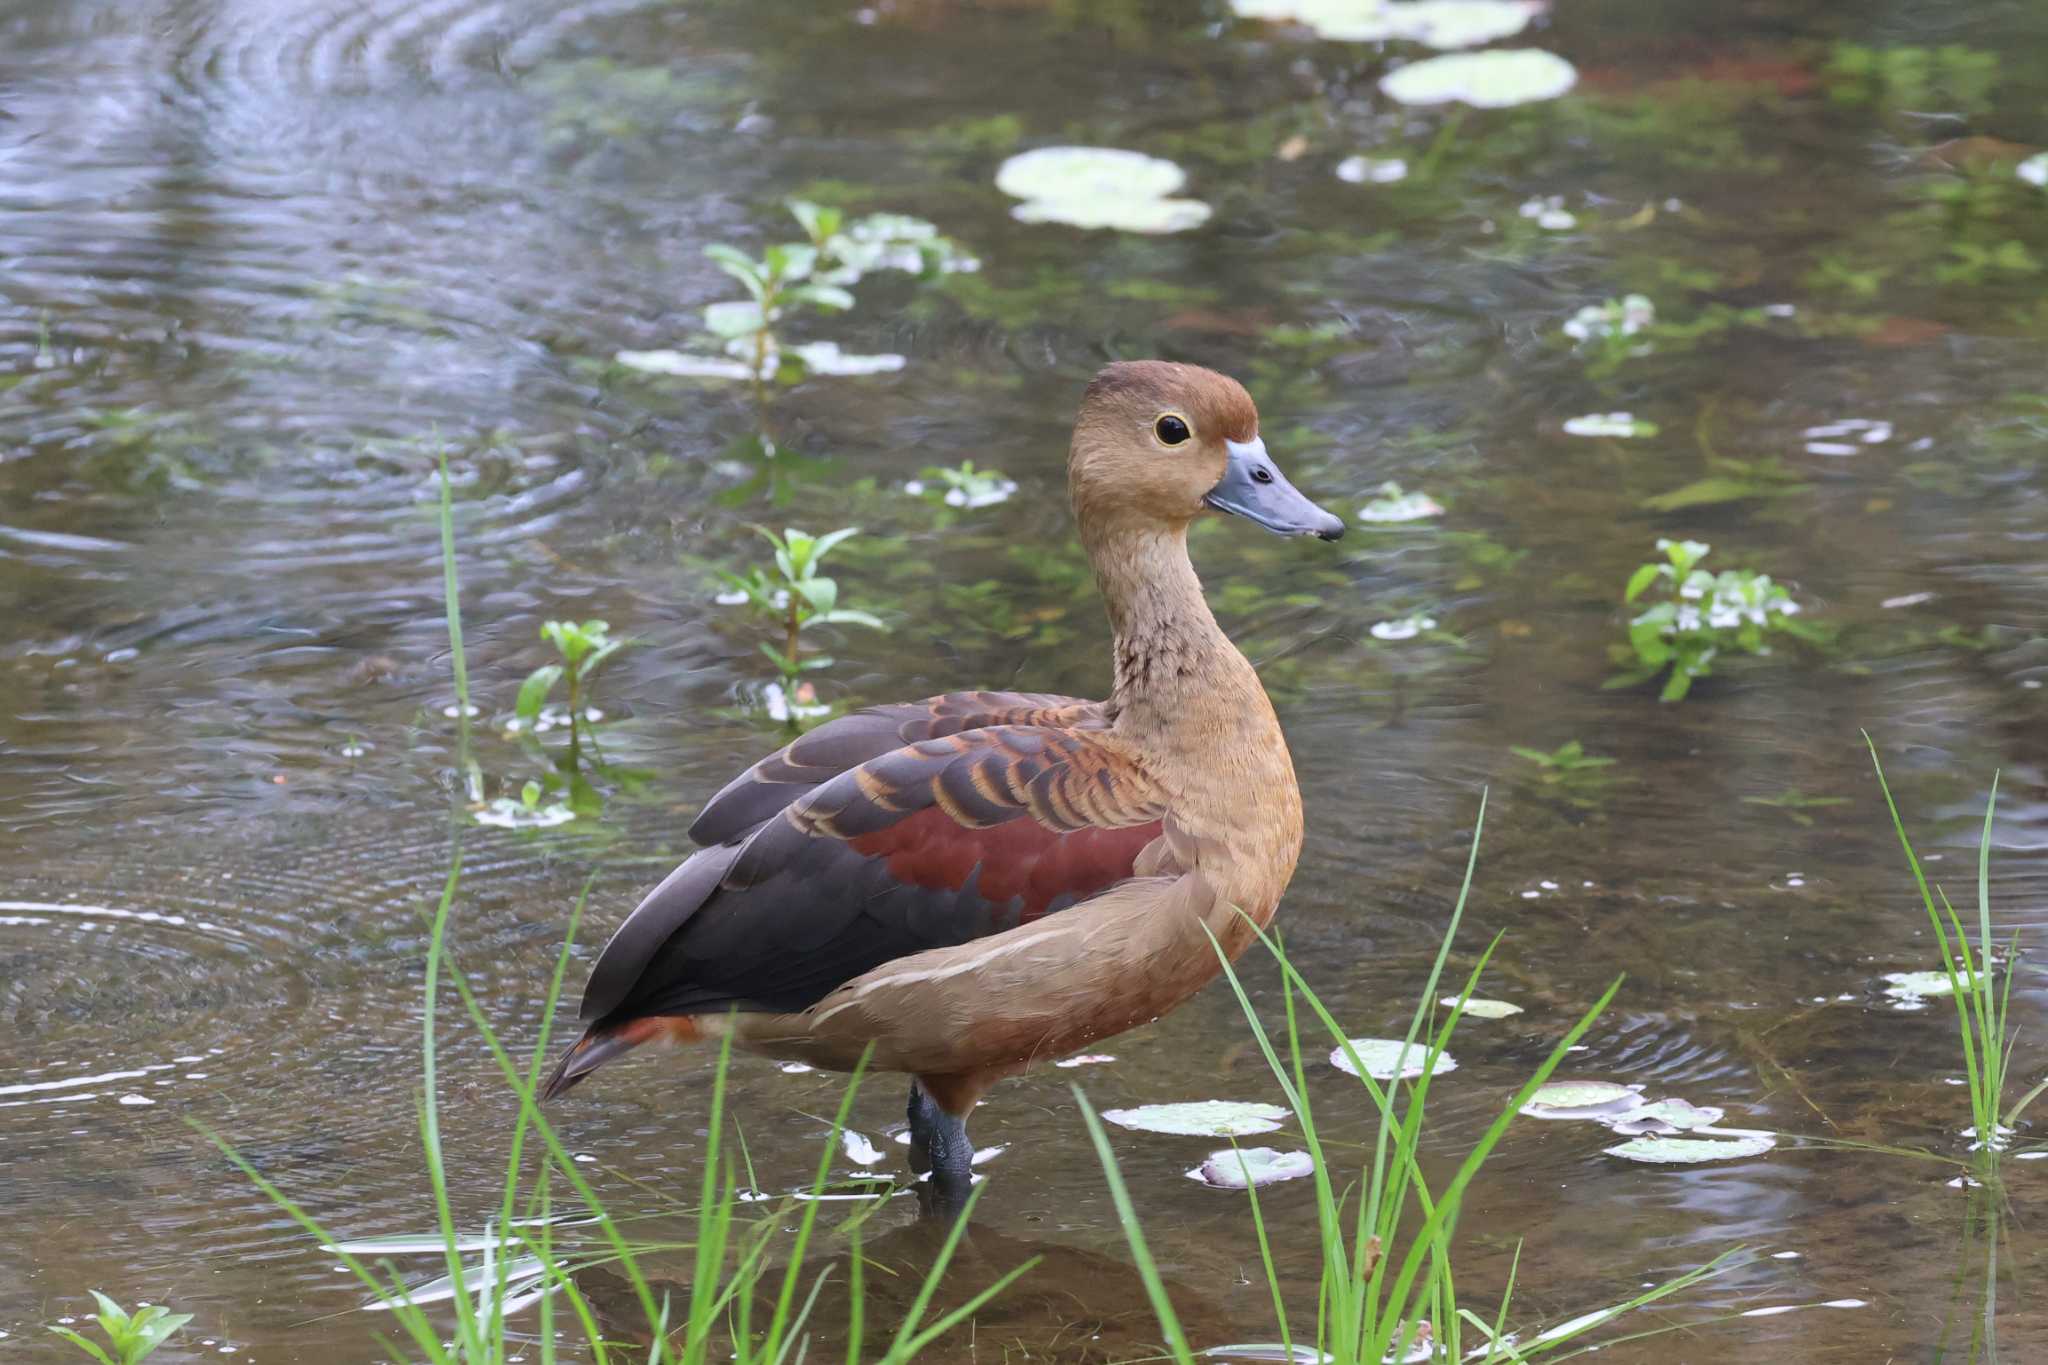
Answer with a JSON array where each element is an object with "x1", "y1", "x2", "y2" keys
[{"x1": 1072, "y1": 1088, "x2": 1198, "y2": 1365}]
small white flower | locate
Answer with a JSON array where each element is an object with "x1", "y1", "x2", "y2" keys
[{"x1": 1676, "y1": 606, "x2": 1702, "y2": 631}]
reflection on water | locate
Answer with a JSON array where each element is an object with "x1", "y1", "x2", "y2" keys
[{"x1": 5, "y1": 0, "x2": 2048, "y2": 1358}]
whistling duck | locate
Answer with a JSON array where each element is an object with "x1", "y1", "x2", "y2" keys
[{"x1": 544, "y1": 361, "x2": 1343, "y2": 1211}]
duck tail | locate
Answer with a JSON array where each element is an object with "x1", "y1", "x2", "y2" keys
[{"x1": 540, "y1": 1016, "x2": 699, "y2": 1102}]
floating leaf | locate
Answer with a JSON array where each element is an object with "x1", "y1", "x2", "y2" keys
[
  {"x1": 1370, "y1": 613, "x2": 1438, "y2": 641},
  {"x1": 1563, "y1": 412, "x2": 1659, "y2": 438},
  {"x1": 1330, "y1": 1038, "x2": 1457, "y2": 1081},
  {"x1": 1441, "y1": 995, "x2": 1523, "y2": 1019},
  {"x1": 1011, "y1": 195, "x2": 1213, "y2": 234},
  {"x1": 1607, "y1": 1098, "x2": 1726, "y2": 1135},
  {"x1": 1521, "y1": 1080, "x2": 1643, "y2": 1120},
  {"x1": 1883, "y1": 969, "x2": 1982, "y2": 1000},
  {"x1": 996, "y1": 146, "x2": 1187, "y2": 200},
  {"x1": 1186, "y1": 1146, "x2": 1316, "y2": 1189},
  {"x1": 1101, "y1": 1100, "x2": 1290, "y2": 1137},
  {"x1": 1233, "y1": 0, "x2": 1542, "y2": 49},
  {"x1": 1356, "y1": 481, "x2": 1445, "y2": 523},
  {"x1": 1603, "y1": 1134, "x2": 1776, "y2": 1164},
  {"x1": 995, "y1": 147, "x2": 1212, "y2": 234},
  {"x1": 787, "y1": 341, "x2": 906, "y2": 376},
  {"x1": 614, "y1": 349, "x2": 758, "y2": 381},
  {"x1": 1380, "y1": 49, "x2": 1578, "y2": 107}
]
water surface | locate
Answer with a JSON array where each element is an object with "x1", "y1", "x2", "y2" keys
[{"x1": 5, "y1": 0, "x2": 2048, "y2": 1358}]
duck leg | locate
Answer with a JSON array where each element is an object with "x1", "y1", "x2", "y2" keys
[
  {"x1": 905, "y1": 1078, "x2": 936, "y2": 1176},
  {"x1": 906, "y1": 1077, "x2": 974, "y2": 1219}
]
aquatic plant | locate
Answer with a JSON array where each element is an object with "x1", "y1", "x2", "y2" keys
[
  {"x1": 1868, "y1": 742, "x2": 2042, "y2": 1163},
  {"x1": 47, "y1": 1294, "x2": 191, "y2": 1365},
  {"x1": 716, "y1": 527, "x2": 886, "y2": 729},
  {"x1": 1823, "y1": 43, "x2": 1998, "y2": 115},
  {"x1": 1561, "y1": 293, "x2": 1655, "y2": 372},
  {"x1": 617, "y1": 200, "x2": 971, "y2": 384},
  {"x1": 1509, "y1": 739, "x2": 1613, "y2": 773},
  {"x1": 1080, "y1": 796, "x2": 1752, "y2": 1363},
  {"x1": 1610, "y1": 538, "x2": 1812, "y2": 701},
  {"x1": 197, "y1": 467, "x2": 1014, "y2": 1364},
  {"x1": 476, "y1": 619, "x2": 636, "y2": 826},
  {"x1": 903, "y1": 460, "x2": 1018, "y2": 511}
]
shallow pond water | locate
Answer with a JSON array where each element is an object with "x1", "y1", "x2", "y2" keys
[{"x1": 5, "y1": 0, "x2": 2048, "y2": 1359}]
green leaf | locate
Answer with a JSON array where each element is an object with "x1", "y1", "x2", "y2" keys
[
  {"x1": 763, "y1": 243, "x2": 818, "y2": 282},
  {"x1": 704, "y1": 244, "x2": 769, "y2": 301},
  {"x1": 567, "y1": 773, "x2": 603, "y2": 817},
  {"x1": 789, "y1": 284, "x2": 856, "y2": 312},
  {"x1": 575, "y1": 638, "x2": 624, "y2": 681},
  {"x1": 818, "y1": 608, "x2": 885, "y2": 630},
  {"x1": 1642, "y1": 477, "x2": 1776, "y2": 511},
  {"x1": 1602, "y1": 667, "x2": 1660, "y2": 690},
  {"x1": 703, "y1": 299, "x2": 768, "y2": 337},
  {"x1": 47, "y1": 1327, "x2": 119, "y2": 1365},
  {"x1": 794, "y1": 576, "x2": 838, "y2": 615},
  {"x1": 521, "y1": 780, "x2": 542, "y2": 809},
  {"x1": 1659, "y1": 668, "x2": 1696, "y2": 702},
  {"x1": 810, "y1": 526, "x2": 862, "y2": 563},
  {"x1": 1624, "y1": 563, "x2": 1661, "y2": 602},
  {"x1": 516, "y1": 665, "x2": 563, "y2": 721}
]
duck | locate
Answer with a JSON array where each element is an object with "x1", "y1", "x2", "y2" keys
[{"x1": 543, "y1": 360, "x2": 1344, "y2": 1212}]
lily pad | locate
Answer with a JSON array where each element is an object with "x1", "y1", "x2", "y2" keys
[
  {"x1": 1186, "y1": 1146, "x2": 1316, "y2": 1189},
  {"x1": 1102, "y1": 1100, "x2": 1290, "y2": 1137},
  {"x1": 1520, "y1": 1080, "x2": 1644, "y2": 1120},
  {"x1": 1329, "y1": 1038, "x2": 1457, "y2": 1081},
  {"x1": 1607, "y1": 1098, "x2": 1725, "y2": 1135},
  {"x1": 996, "y1": 147, "x2": 1212, "y2": 234},
  {"x1": 1884, "y1": 969, "x2": 1982, "y2": 1000},
  {"x1": 1440, "y1": 994, "x2": 1523, "y2": 1019},
  {"x1": 1232, "y1": 0, "x2": 1541, "y2": 49},
  {"x1": 1603, "y1": 1134, "x2": 1776, "y2": 1164},
  {"x1": 1381, "y1": 50, "x2": 1578, "y2": 108},
  {"x1": 1356, "y1": 481, "x2": 1445, "y2": 523},
  {"x1": 996, "y1": 146, "x2": 1187, "y2": 200},
  {"x1": 1011, "y1": 195, "x2": 1213, "y2": 234}
]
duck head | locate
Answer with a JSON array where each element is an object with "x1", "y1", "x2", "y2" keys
[{"x1": 1069, "y1": 360, "x2": 1344, "y2": 542}]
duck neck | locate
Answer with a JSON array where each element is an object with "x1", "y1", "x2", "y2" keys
[{"x1": 1085, "y1": 522, "x2": 1258, "y2": 732}]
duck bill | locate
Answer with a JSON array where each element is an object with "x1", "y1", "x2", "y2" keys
[{"x1": 1203, "y1": 437, "x2": 1345, "y2": 541}]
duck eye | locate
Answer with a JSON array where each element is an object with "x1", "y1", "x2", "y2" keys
[{"x1": 1154, "y1": 414, "x2": 1191, "y2": 446}]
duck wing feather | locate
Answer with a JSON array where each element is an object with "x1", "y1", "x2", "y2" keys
[{"x1": 578, "y1": 696, "x2": 1165, "y2": 1026}]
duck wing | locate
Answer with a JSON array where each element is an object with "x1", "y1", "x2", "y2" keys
[
  {"x1": 686, "y1": 690, "x2": 1099, "y2": 844},
  {"x1": 575, "y1": 719, "x2": 1166, "y2": 1031}
]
